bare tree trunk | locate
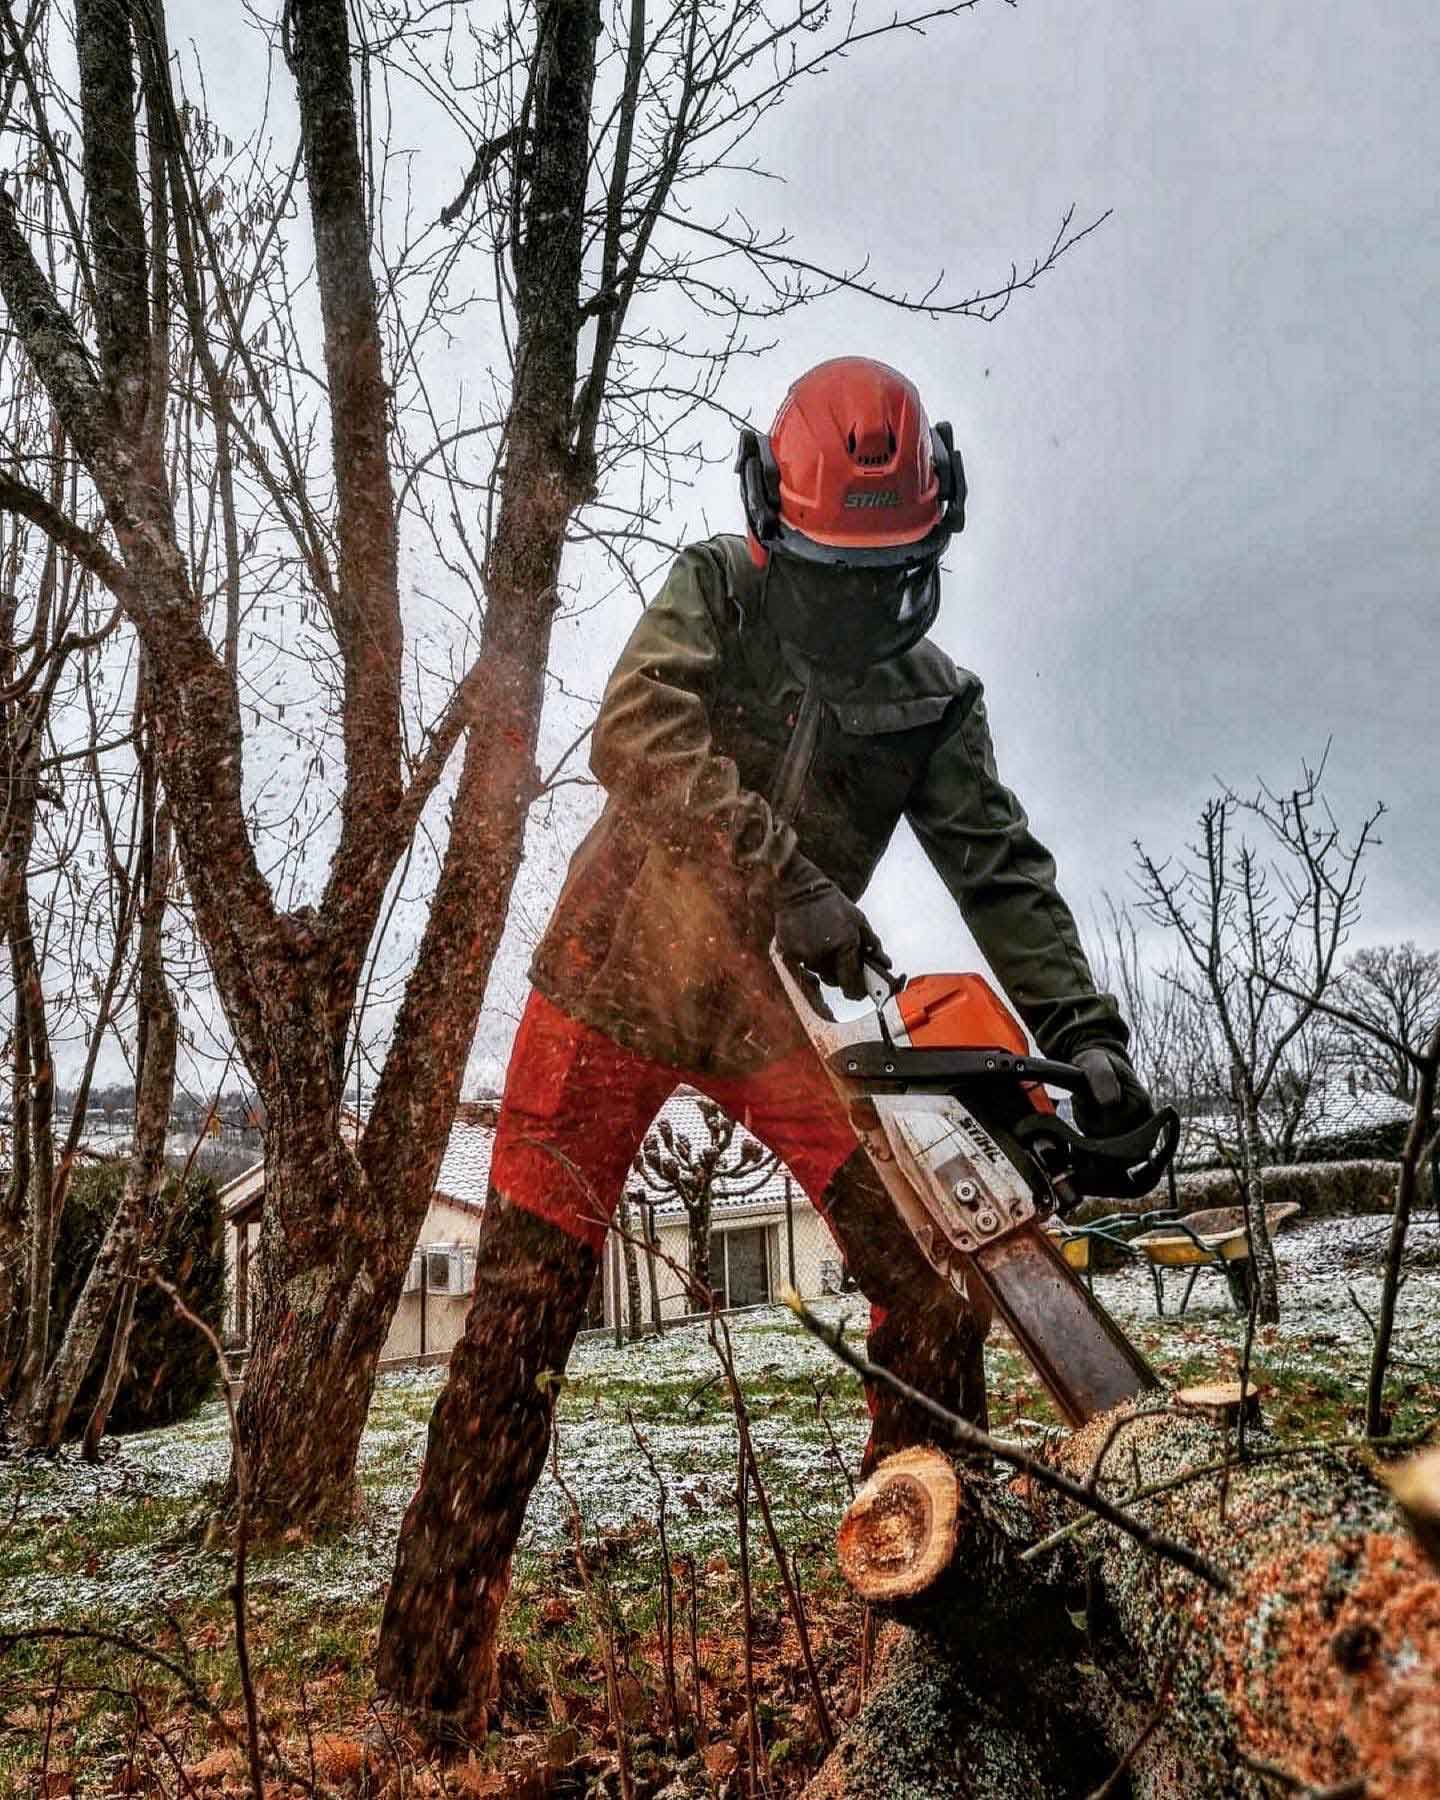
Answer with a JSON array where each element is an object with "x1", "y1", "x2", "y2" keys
[
  {"x1": 1366, "y1": 1024, "x2": 1440, "y2": 1435},
  {"x1": 1237, "y1": 1078, "x2": 1280, "y2": 1324},
  {"x1": 81, "y1": 1253, "x2": 138, "y2": 1461},
  {"x1": 14, "y1": 876, "x2": 56, "y2": 1408},
  {"x1": 231, "y1": 1131, "x2": 400, "y2": 1528},
  {"x1": 642, "y1": 1200, "x2": 664, "y2": 1336},
  {"x1": 617, "y1": 1192, "x2": 643, "y2": 1341},
  {"x1": 687, "y1": 1190, "x2": 714, "y2": 1306},
  {"x1": 234, "y1": 0, "x2": 602, "y2": 1530},
  {"x1": 0, "y1": 932, "x2": 32, "y2": 1392},
  {"x1": 20, "y1": 813, "x2": 177, "y2": 1449}
]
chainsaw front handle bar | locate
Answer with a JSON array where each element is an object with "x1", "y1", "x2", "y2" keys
[{"x1": 1012, "y1": 1105, "x2": 1182, "y2": 1204}]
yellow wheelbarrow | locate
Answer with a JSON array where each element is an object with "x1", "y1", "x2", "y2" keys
[{"x1": 1130, "y1": 1202, "x2": 1302, "y2": 1315}]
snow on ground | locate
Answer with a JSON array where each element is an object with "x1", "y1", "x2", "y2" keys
[{"x1": 3, "y1": 1220, "x2": 1437, "y2": 1633}]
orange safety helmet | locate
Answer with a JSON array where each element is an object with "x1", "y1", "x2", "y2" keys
[{"x1": 736, "y1": 357, "x2": 965, "y2": 570}]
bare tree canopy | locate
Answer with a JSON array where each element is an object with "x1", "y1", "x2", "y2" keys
[
  {"x1": 1333, "y1": 942, "x2": 1440, "y2": 1104},
  {"x1": 1134, "y1": 752, "x2": 1383, "y2": 1323}
]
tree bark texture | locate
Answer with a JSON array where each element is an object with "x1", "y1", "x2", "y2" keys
[
  {"x1": 81, "y1": 1253, "x2": 139, "y2": 1462},
  {"x1": 642, "y1": 1200, "x2": 665, "y2": 1335},
  {"x1": 810, "y1": 1410, "x2": 1440, "y2": 1800},
  {"x1": 617, "y1": 1192, "x2": 643, "y2": 1340},
  {"x1": 374, "y1": 1201, "x2": 599, "y2": 1726},
  {"x1": 13, "y1": 867, "x2": 56, "y2": 1407},
  {"x1": 687, "y1": 1185, "x2": 714, "y2": 1303}
]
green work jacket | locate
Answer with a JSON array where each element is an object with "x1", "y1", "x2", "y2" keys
[{"x1": 530, "y1": 535, "x2": 1126, "y2": 1076}]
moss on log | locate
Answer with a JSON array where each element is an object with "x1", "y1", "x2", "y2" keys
[
  {"x1": 809, "y1": 1407, "x2": 1440, "y2": 1799},
  {"x1": 805, "y1": 1622, "x2": 1115, "y2": 1800}
]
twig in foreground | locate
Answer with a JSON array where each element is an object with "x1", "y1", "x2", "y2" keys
[{"x1": 782, "y1": 1290, "x2": 1231, "y2": 1593}]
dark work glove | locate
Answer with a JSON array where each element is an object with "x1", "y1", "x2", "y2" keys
[
  {"x1": 775, "y1": 852, "x2": 889, "y2": 1001},
  {"x1": 1073, "y1": 1044, "x2": 1155, "y2": 1140}
]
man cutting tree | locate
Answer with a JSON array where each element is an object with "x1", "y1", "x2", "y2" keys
[{"x1": 376, "y1": 357, "x2": 1152, "y2": 1723}]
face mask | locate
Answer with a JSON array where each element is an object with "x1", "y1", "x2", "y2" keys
[{"x1": 763, "y1": 553, "x2": 940, "y2": 673}]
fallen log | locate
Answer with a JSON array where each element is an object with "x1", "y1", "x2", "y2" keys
[{"x1": 809, "y1": 1406, "x2": 1440, "y2": 1800}]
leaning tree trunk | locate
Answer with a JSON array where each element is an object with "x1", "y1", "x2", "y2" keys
[
  {"x1": 1366, "y1": 1024, "x2": 1440, "y2": 1437},
  {"x1": 81, "y1": 1251, "x2": 139, "y2": 1462},
  {"x1": 20, "y1": 808, "x2": 177, "y2": 1450},
  {"x1": 810, "y1": 1400, "x2": 1440, "y2": 1800}
]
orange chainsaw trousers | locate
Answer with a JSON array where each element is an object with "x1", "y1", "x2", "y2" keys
[
  {"x1": 490, "y1": 988, "x2": 859, "y2": 1256},
  {"x1": 489, "y1": 990, "x2": 990, "y2": 1450}
]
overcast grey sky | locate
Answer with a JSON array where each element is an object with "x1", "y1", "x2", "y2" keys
[{"x1": 151, "y1": 1, "x2": 1440, "y2": 1091}]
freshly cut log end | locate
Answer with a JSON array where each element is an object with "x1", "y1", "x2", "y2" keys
[
  {"x1": 1383, "y1": 1445, "x2": 1440, "y2": 1572},
  {"x1": 1173, "y1": 1380, "x2": 1262, "y2": 1429},
  {"x1": 837, "y1": 1448, "x2": 960, "y2": 1604}
]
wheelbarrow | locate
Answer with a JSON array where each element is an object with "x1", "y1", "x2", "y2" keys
[{"x1": 1130, "y1": 1202, "x2": 1302, "y2": 1315}]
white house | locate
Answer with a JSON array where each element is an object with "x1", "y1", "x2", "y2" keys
[{"x1": 222, "y1": 1093, "x2": 840, "y2": 1366}]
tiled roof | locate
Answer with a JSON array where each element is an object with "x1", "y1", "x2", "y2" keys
[
  {"x1": 221, "y1": 1088, "x2": 808, "y2": 1224},
  {"x1": 434, "y1": 1118, "x2": 495, "y2": 1210}
]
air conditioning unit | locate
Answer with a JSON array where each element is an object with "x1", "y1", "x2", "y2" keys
[{"x1": 404, "y1": 1244, "x2": 475, "y2": 1296}]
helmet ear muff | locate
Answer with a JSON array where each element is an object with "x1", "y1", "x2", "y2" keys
[
  {"x1": 931, "y1": 421, "x2": 967, "y2": 534},
  {"x1": 735, "y1": 428, "x2": 781, "y2": 544}
]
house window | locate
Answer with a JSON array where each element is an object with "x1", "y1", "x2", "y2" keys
[{"x1": 718, "y1": 1225, "x2": 773, "y2": 1311}]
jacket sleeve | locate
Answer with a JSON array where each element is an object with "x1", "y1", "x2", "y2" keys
[
  {"x1": 905, "y1": 691, "x2": 1129, "y2": 1062},
  {"x1": 590, "y1": 545, "x2": 796, "y2": 877}
]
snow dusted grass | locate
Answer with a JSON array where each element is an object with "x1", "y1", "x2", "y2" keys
[
  {"x1": 3, "y1": 1221, "x2": 1437, "y2": 1641},
  {"x1": 0, "y1": 1299, "x2": 871, "y2": 1642}
]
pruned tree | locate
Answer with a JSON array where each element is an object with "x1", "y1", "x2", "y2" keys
[
  {"x1": 0, "y1": 0, "x2": 1101, "y2": 1528},
  {"x1": 633, "y1": 1095, "x2": 777, "y2": 1307},
  {"x1": 1134, "y1": 754, "x2": 1382, "y2": 1322},
  {"x1": 1333, "y1": 941, "x2": 1440, "y2": 1103},
  {"x1": 1092, "y1": 893, "x2": 1212, "y2": 1111}
]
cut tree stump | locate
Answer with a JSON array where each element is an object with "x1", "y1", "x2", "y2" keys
[
  {"x1": 807, "y1": 1408, "x2": 1440, "y2": 1800},
  {"x1": 837, "y1": 1449, "x2": 960, "y2": 1604},
  {"x1": 1173, "y1": 1380, "x2": 1262, "y2": 1430}
]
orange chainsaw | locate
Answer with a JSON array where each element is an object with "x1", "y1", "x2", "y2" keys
[{"x1": 772, "y1": 948, "x2": 1180, "y2": 1424}]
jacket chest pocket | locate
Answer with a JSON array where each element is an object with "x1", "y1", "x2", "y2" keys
[
  {"x1": 827, "y1": 694, "x2": 953, "y2": 795},
  {"x1": 799, "y1": 694, "x2": 954, "y2": 855}
]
